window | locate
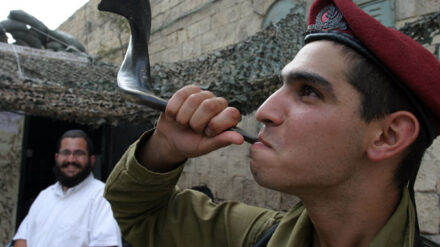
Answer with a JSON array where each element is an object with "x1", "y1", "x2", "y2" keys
[
  {"x1": 262, "y1": 0, "x2": 299, "y2": 29},
  {"x1": 354, "y1": 0, "x2": 395, "y2": 27}
]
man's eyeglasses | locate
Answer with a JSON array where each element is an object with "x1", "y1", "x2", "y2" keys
[{"x1": 58, "y1": 150, "x2": 87, "y2": 158}]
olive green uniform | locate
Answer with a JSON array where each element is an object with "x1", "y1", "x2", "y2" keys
[{"x1": 104, "y1": 132, "x2": 423, "y2": 247}]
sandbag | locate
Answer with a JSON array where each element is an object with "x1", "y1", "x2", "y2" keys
[
  {"x1": 14, "y1": 39, "x2": 30, "y2": 47},
  {"x1": 46, "y1": 40, "x2": 65, "y2": 51},
  {"x1": 29, "y1": 29, "x2": 47, "y2": 43},
  {"x1": 0, "y1": 19, "x2": 28, "y2": 33},
  {"x1": 47, "y1": 29, "x2": 86, "y2": 53},
  {"x1": 9, "y1": 30, "x2": 43, "y2": 49},
  {"x1": 0, "y1": 32, "x2": 7, "y2": 43},
  {"x1": 8, "y1": 10, "x2": 48, "y2": 43},
  {"x1": 8, "y1": 10, "x2": 48, "y2": 33}
]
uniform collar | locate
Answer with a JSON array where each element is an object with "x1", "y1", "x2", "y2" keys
[
  {"x1": 369, "y1": 188, "x2": 415, "y2": 247},
  {"x1": 271, "y1": 188, "x2": 414, "y2": 246}
]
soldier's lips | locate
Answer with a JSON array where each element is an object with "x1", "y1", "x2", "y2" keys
[{"x1": 251, "y1": 136, "x2": 273, "y2": 150}]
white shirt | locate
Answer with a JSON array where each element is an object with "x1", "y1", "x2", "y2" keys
[{"x1": 14, "y1": 174, "x2": 122, "y2": 247}]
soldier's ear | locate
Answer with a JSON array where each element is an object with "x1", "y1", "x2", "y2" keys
[{"x1": 366, "y1": 111, "x2": 419, "y2": 162}]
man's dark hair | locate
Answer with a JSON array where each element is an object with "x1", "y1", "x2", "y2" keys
[
  {"x1": 57, "y1": 129, "x2": 94, "y2": 155},
  {"x1": 338, "y1": 44, "x2": 430, "y2": 189}
]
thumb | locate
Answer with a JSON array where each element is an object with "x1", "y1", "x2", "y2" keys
[{"x1": 199, "y1": 130, "x2": 245, "y2": 153}]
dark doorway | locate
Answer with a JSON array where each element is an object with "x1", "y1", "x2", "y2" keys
[
  {"x1": 16, "y1": 115, "x2": 149, "y2": 230},
  {"x1": 16, "y1": 116, "x2": 106, "y2": 228}
]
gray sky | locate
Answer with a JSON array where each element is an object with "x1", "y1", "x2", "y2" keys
[{"x1": 1, "y1": 0, "x2": 89, "y2": 30}]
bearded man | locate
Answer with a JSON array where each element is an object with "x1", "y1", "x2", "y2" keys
[{"x1": 13, "y1": 129, "x2": 122, "y2": 247}]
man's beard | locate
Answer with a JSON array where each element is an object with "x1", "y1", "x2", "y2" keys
[{"x1": 53, "y1": 160, "x2": 93, "y2": 188}]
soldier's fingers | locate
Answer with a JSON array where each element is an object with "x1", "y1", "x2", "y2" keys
[
  {"x1": 189, "y1": 97, "x2": 228, "y2": 133},
  {"x1": 205, "y1": 106, "x2": 241, "y2": 137},
  {"x1": 166, "y1": 85, "x2": 201, "y2": 120},
  {"x1": 176, "y1": 91, "x2": 215, "y2": 126}
]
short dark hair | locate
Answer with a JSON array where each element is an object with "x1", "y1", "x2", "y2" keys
[
  {"x1": 338, "y1": 44, "x2": 430, "y2": 189},
  {"x1": 57, "y1": 129, "x2": 94, "y2": 155}
]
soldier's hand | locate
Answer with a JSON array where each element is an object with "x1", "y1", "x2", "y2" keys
[{"x1": 139, "y1": 85, "x2": 244, "y2": 172}]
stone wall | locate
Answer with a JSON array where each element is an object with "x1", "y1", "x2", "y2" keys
[
  {"x1": 416, "y1": 139, "x2": 440, "y2": 242},
  {"x1": 413, "y1": 28, "x2": 440, "y2": 242},
  {"x1": 0, "y1": 112, "x2": 24, "y2": 246},
  {"x1": 58, "y1": 0, "x2": 284, "y2": 65},
  {"x1": 394, "y1": 1, "x2": 440, "y2": 240}
]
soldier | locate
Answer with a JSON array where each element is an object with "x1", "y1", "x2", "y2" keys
[{"x1": 104, "y1": 0, "x2": 440, "y2": 246}]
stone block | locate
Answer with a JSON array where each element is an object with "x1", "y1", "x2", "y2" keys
[
  {"x1": 182, "y1": 0, "x2": 205, "y2": 15},
  {"x1": 280, "y1": 193, "x2": 301, "y2": 211},
  {"x1": 240, "y1": 178, "x2": 280, "y2": 208},
  {"x1": 415, "y1": 192, "x2": 440, "y2": 234},
  {"x1": 0, "y1": 143, "x2": 10, "y2": 153},
  {"x1": 149, "y1": 39, "x2": 167, "y2": 54},
  {"x1": 213, "y1": 175, "x2": 245, "y2": 200},
  {"x1": 161, "y1": 0, "x2": 171, "y2": 11},
  {"x1": 151, "y1": 1, "x2": 163, "y2": 17},
  {"x1": 177, "y1": 171, "x2": 190, "y2": 189},
  {"x1": 225, "y1": 154, "x2": 252, "y2": 178},
  {"x1": 183, "y1": 159, "x2": 195, "y2": 173},
  {"x1": 182, "y1": 38, "x2": 202, "y2": 59},
  {"x1": 162, "y1": 45, "x2": 183, "y2": 62},
  {"x1": 395, "y1": 0, "x2": 417, "y2": 20},
  {"x1": 149, "y1": 51, "x2": 164, "y2": 65},
  {"x1": 239, "y1": 0, "x2": 254, "y2": 17},
  {"x1": 170, "y1": 3, "x2": 185, "y2": 21},
  {"x1": 415, "y1": 159, "x2": 438, "y2": 192},
  {"x1": 252, "y1": 0, "x2": 277, "y2": 15},
  {"x1": 220, "y1": 0, "x2": 237, "y2": 8},
  {"x1": 242, "y1": 177, "x2": 260, "y2": 206},
  {"x1": 157, "y1": 0, "x2": 169, "y2": 14},
  {"x1": 152, "y1": 13, "x2": 166, "y2": 30},
  {"x1": 416, "y1": 0, "x2": 440, "y2": 16},
  {"x1": 211, "y1": 10, "x2": 231, "y2": 28},
  {"x1": 424, "y1": 44, "x2": 437, "y2": 55},
  {"x1": 423, "y1": 137, "x2": 440, "y2": 160},
  {"x1": 396, "y1": 0, "x2": 440, "y2": 20},
  {"x1": 186, "y1": 158, "x2": 206, "y2": 175},
  {"x1": 235, "y1": 15, "x2": 262, "y2": 42},
  {"x1": 433, "y1": 35, "x2": 440, "y2": 45},
  {"x1": 201, "y1": 31, "x2": 221, "y2": 51},
  {"x1": 188, "y1": 18, "x2": 211, "y2": 39},
  {"x1": 166, "y1": 32, "x2": 179, "y2": 47},
  {"x1": 264, "y1": 189, "x2": 282, "y2": 210},
  {"x1": 177, "y1": 29, "x2": 189, "y2": 44},
  {"x1": 0, "y1": 132, "x2": 14, "y2": 144}
]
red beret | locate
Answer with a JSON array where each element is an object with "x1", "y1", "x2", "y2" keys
[{"x1": 304, "y1": 0, "x2": 440, "y2": 141}]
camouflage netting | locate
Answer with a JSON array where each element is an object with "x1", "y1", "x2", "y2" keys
[
  {"x1": 0, "y1": 8, "x2": 439, "y2": 127},
  {"x1": 0, "y1": 49, "x2": 158, "y2": 126},
  {"x1": 400, "y1": 11, "x2": 440, "y2": 45},
  {"x1": 0, "y1": 7, "x2": 306, "y2": 126}
]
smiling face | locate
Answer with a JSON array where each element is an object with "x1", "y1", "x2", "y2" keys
[
  {"x1": 54, "y1": 137, "x2": 95, "y2": 188},
  {"x1": 251, "y1": 41, "x2": 372, "y2": 195}
]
